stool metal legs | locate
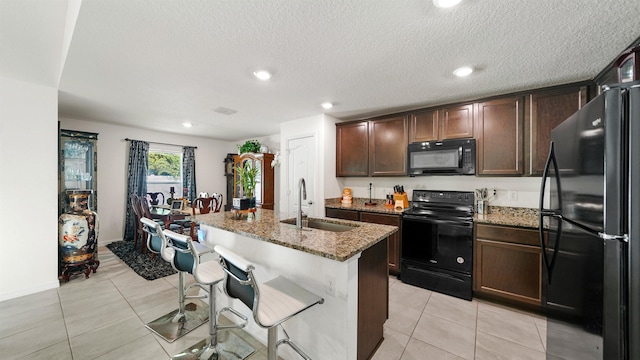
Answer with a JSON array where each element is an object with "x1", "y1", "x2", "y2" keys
[
  {"x1": 172, "y1": 282, "x2": 255, "y2": 360},
  {"x1": 145, "y1": 271, "x2": 209, "y2": 343}
]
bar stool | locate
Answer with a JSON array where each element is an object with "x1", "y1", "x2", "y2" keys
[
  {"x1": 214, "y1": 245, "x2": 325, "y2": 360},
  {"x1": 140, "y1": 220, "x2": 209, "y2": 343},
  {"x1": 140, "y1": 217, "x2": 174, "y2": 261},
  {"x1": 165, "y1": 231, "x2": 255, "y2": 360}
]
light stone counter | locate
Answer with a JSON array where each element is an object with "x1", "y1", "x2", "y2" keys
[
  {"x1": 474, "y1": 206, "x2": 540, "y2": 229},
  {"x1": 194, "y1": 209, "x2": 398, "y2": 261},
  {"x1": 326, "y1": 197, "x2": 540, "y2": 229}
]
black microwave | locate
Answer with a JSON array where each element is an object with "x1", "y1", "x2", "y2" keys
[{"x1": 407, "y1": 138, "x2": 476, "y2": 176}]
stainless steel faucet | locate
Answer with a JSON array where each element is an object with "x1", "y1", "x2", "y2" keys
[{"x1": 296, "y1": 177, "x2": 306, "y2": 229}]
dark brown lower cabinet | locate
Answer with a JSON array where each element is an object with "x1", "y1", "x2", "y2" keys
[
  {"x1": 473, "y1": 224, "x2": 542, "y2": 308},
  {"x1": 326, "y1": 207, "x2": 401, "y2": 274},
  {"x1": 359, "y1": 212, "x2": 401, "y2": 275},
  {"x1": 358, "y1": 238, "x2": 388, "y2": 360},
  {"x1": 325, "y1": 207, "x2": 359, "y2": 221}
]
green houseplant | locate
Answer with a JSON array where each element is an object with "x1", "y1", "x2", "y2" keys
[
  {"x1": 237, "y1": 139, "x2": 261, "y2": 154},
  {"x1": 235, "y1": 162, "x2": 259, "y2": 199}
]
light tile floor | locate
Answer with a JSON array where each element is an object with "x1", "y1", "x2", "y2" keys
[
  {"x1": 0, "y1": 246, "x2": 546, "y2": 359},
  {"x1": 374, "y1": 277, "x2": 547, "y2": 360}
]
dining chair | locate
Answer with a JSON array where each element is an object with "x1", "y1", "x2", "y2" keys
[
  {"x1": 188, "y1": 197, "x2": 220, "y2": 240},
  {"x1": 147, "y1": 191, "x2": 165, "y2": 206},
  {"x1": 171, "y1": 197, "x2": 218, "y2": 240},
  {"x1": 211, "y1": 193, "x2": 223, "y2": 213},
  {"x1": 129, "y1": 194, "x2": 144, "y2": 251}
]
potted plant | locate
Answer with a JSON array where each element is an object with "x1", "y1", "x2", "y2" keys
[
  {"x1": 237, "y1": 139, "x2": 261, "y2": 154},
  {"x1": 235, "y1": 162, "x2": 259, "y2": 207}
]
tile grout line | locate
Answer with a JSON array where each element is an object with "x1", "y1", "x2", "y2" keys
[
  {"x1": 56, "y1": 288, "x2": 75, "y2": 360},
  {"x1": 99, "y1": 248, "x2": 174, "y2": 359},
  {"x1": 70, "y1": 250, "x2": 162, "y2": 359}
]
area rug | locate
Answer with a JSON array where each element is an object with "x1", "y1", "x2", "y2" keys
[{"x1": 106, "y1": 240, "x2": 176, "y2": 280}]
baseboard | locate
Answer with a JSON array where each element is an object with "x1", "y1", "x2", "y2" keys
[
  {"x1": 100, "y1": 238, "x2": 122, "y2": 246},
  {"x1": 0, "y1": 280, "x2": 60, "y2": 302}
]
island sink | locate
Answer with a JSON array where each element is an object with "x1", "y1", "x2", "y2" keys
[{"x1": 280, "y1": 217, "x2": 358, "y2": 232}]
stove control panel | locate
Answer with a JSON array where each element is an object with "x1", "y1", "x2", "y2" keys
[{"x1": 412, "y1": 190, "x2": 474, "y2": 205}]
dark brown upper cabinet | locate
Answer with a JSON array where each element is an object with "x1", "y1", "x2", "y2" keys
[
  {"x1": 442, "y1": 104, "x2": 474, "y2": 139},
  {"x1": 410, "y1": 109, "x2": 439, "y2": 142},
  {"x1": 524, "y1": 86, "x2": 588, "y2": 176},
  {"x1": 410, "y1": 104, "x2": 473, "y2": 143},
  {"x1": 336, "y1": 121, "x2": 369, "y2": 177},
  {"x1": 336, "y1": 116, "x2": 408, "y2": 177},
  {"x1": 475, "y1": 96, "x2": 525, "y2": 175},
  {"x1": 369, "y1": 115, "x2": 408, "y2": 176}
]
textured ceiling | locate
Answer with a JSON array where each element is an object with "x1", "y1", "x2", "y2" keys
[{"x1": 9, "y1": 1, "x2": 640, "y2": 141}]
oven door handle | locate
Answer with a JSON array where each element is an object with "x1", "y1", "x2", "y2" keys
[{"x1": 403, "y1": 215, "x2": 473, "y2": 228}]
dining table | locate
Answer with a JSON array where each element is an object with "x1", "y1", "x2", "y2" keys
[{"x1": 149, "y1": 206, "x2": 190, "y2": 228}]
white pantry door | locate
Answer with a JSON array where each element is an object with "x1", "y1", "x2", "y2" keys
[{"x1": 287, "y1": 135, "x2": 316, "y2": 216}]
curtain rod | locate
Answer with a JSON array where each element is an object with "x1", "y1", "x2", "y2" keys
[{"x1": 124, "y1": 138, "x2": 197, "y2": 149}]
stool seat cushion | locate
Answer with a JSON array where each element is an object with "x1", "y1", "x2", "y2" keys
[
  {"x1": 194, "y1": 259, "x2": 225, "y2": 285},
  {"x1": 256, "y1": 276, "x2": 324, "y2": 328}
]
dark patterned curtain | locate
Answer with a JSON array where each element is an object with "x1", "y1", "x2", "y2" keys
[
  {"x1": 123, "y1": 140, "x2": 149, "y2": 241},
  {"x1": 182, "y1": 146, "x2": 197, "y2": 201}
]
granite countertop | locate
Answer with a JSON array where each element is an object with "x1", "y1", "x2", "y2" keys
[
  {"x1": 474, "y1": 207, "x2": 540, "y2": 229},
  {"x1": 325, "y1": 198, "x2": 539, "y2": 229},
  {"x1": 325, "y1": 197, "x2": 403, "y2": 215},
  {"x1": 194, "y1": 209, "x2": 398, "y2": 262}
]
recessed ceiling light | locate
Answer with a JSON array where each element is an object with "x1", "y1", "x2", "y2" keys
[
  {"x1": 433, "y1": 0, "x2": 462, "y2": 8},
  {"x1": 321, "y1": 102, "x2": 334, "y2": 109},
  {"x1": 182, "y1": 122, "x2": 193, "y2": 128},
  {"x1": 253, "y1": 70, "x2": 272, "y2": 81},
  {"x1": 453, "y1": 66, "x2": 473, "y2": 77}
]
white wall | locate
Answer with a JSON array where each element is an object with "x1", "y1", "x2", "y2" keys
[
  {"x1": 59, "y1": 117, "x2": 236, "y2": 242},
  {"x1": 0, "y1": 77, "x2": 60, "y2": 301},
  {"x1": 340, "y1": 176, "x2": 542, "y2": 208},
  {"x1": 321, "y1": 114, "x2": 342, "y2": 200},
  {"x1": 279, "y1": 114, "x2": 342, "y2": 217}
]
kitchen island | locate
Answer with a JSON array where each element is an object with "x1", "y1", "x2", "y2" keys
[{"x1": 195, "y1": 209, "x2": 398, "y2": 360}]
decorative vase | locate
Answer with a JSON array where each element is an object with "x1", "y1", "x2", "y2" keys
[{"x1": 58, "y1": 190, "x2": 100, "y2": 281}]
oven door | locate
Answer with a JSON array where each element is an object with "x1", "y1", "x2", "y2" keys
[{"x1": 401, "y1": 214, "x2": 473, "y2": 274}]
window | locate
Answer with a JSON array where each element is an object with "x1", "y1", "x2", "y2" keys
[{"x1": 147, "y1": 146, "x2": 182, "y2": 205}]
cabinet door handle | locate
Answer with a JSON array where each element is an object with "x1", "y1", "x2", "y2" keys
[{"x1": 308, "y1": 200, "x2": 314, "y2": 205}]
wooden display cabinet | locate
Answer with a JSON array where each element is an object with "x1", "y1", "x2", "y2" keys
[{"x1": 233, "y1": 153, "x2": 274, "y2": 210}]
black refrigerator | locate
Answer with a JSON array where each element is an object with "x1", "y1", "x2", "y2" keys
[{"x1": 539, "y1": 81, "x2": 639, "y2": 359}]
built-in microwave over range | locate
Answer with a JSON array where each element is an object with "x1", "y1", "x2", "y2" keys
[{"x1": 407, "y1": 138, "x2": 476, "y2": 176}]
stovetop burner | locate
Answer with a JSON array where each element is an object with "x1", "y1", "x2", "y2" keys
[{"x1": 403, "y1": 190, "x2": 475, "y2": 219}]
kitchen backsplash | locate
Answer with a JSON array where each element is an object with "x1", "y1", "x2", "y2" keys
[{"x1": 338, "y1": 176, "x2": 545, "y2": 209}]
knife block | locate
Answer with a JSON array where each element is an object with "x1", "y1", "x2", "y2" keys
[{"x1": 393, "y1": 192, "x2": 409, "y2": 210}]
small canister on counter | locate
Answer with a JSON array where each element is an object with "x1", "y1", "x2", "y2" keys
[{"x1": 477, "y1": 199, "x2": 488, "y2": 215}]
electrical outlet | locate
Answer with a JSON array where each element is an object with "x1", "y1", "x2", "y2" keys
[
  {"x1": 326, "y1": 275, "x2": 336, "y2": 296},
  {"x1": 508, "y1": 191, "x2": 518, "y2": 201}
]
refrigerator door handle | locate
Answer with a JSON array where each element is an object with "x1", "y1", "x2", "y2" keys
[
  {"x1": 539, "y1": 141, "x2": 563, "y2": 283},
  {"x1": 598, "y1": 232, "x2": 629, "y2": 242}
]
